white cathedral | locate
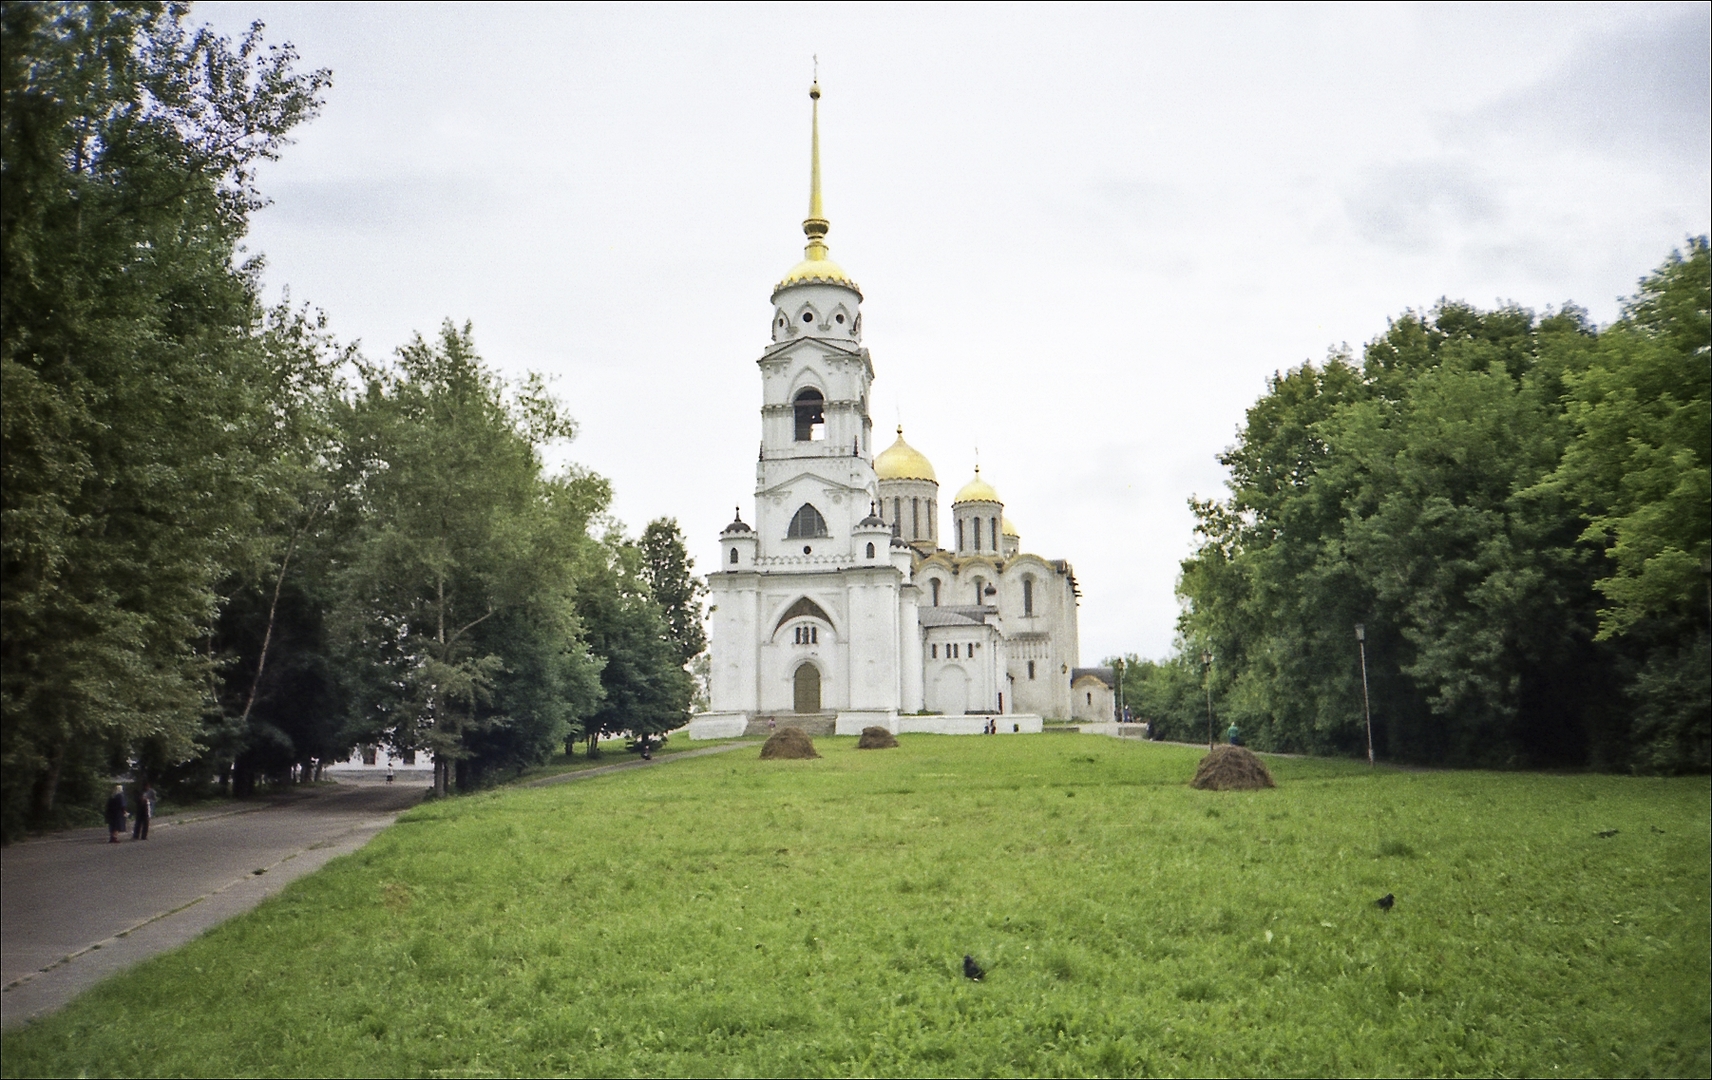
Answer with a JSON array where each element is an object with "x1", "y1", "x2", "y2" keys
[{"x1": 688, "y1": 83, "x2": 1097, "y2": 740}]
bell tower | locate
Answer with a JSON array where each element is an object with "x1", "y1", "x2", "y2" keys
[{"x1": 752, "y1": 78, "x2": 877, "y2": 560}]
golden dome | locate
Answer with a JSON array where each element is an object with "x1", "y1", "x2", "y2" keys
[
  {"x1": 775, "y1": 255, "x2": 860, "y2": 295},
  {"x1": 1001, "y1": 516, "x2": 1018, "y2": 538},
  {"x1": 875, "y1": 426, "x2": 936, "y2": 482},
  {"x1": 953, "y1": 466, "x2": 1002, "y2": 505}
]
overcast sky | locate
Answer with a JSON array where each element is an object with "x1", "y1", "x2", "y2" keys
[{"x1": 199, "y1": 2, "x2": 1710, "y2": 664}]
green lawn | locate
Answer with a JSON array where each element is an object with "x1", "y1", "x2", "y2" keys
[{"x1": 4, "y1": 737, "x2": 1707, "y2": 1077}]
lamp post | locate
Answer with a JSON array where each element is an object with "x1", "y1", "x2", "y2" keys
[
  {"x1": 1114, "y1": 656, "x2": 1125, "y2": 723},
  {"x1": 1201, "y1": 650, "x2": 1214, "y2": 750},
  {"x1": 1355, "y1": 623, "x2": 1374, "y2": 766}
]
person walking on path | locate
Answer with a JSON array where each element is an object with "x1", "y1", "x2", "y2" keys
[
  {"x1": 131, "y1": 782, "x2": 156, "y2": 841},
  {"x1": 104, "y1": 785, "x2": 128, "y2": 844}
]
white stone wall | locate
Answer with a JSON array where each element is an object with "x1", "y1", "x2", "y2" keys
[
  {"x1": 1071, "y1": 675, "x2": 1114, "y2": 723},
  {"x1": 876, "y1": 477, "x2": 939, "y2": 544}
]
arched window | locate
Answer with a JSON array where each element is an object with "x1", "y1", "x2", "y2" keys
[
  {"x1": 973, "y1": 517, "x2": 982, "y2": 551},
  {"x1": 929, "y1": 578, "x2": 941, "y2": 606},
  {"x1": 991, "y1": 517, "x2": 998, "y2": 551},
  {"x1": 1022, "y1": 576, "x2": 1034, "y2": 616},
  {"x1": 729, "y1": 547, "x2": 739, "y2": 565},
  {"x1": 956, "y1": 519, "x2": 965, "y2": 551},
  {"x1": 865, "y1": 542, "x2": 876, "y2": 558},
  {"x1": 793, "y1": 388, "x2": 825, "y2": 442},
  {"x1": 787, "y1": 504, "x2": 828, "y2": 538}
]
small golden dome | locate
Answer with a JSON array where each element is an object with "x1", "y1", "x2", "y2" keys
[
  {"x1": 774, "y1": 255, "x2": 860, "y2": 296},
  {"x1": 953, "y1": 466, "x2": 1002, "y2": 506},
  {"x1": 875, "y1": 426, "x2": 936, "y2": 482},
  {"x1": 1001, "y1": 516, "x2": 1018, "y2": 538}
]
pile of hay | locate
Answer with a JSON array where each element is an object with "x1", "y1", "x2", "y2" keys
[
  {"x1": 857, "y1": 726, "x2": 899, "y2": 749},
  {"x1": 759, "y1": 727, "x2": 820, "y2": 760},
  {"x1": 1190, "y1": 745, "x2": 1276, "y2": 790}
]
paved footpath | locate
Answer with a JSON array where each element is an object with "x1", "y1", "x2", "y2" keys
[{"x1": 1, "y1": 741, "x2": 753, "y2": 1032}]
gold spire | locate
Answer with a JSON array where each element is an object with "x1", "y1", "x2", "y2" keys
[
  {"x1": 803, "y1": 80, "x2": 830, "y2": 260},
  {"x1": 774, "y1": 75, "x2": 859, "y2": 297}
]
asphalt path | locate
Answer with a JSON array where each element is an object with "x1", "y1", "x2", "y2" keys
[
  {"x1": 0, "y1": 777, "x2": 424, "y2": 1031},
  {"x1": 0, "y1": 740, "x2": 755, "y2": 1032}
]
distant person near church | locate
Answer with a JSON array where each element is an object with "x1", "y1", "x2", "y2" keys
[
  {"x1": 132, "y1": 781, "x2": 155, "y2": 840},
  {"x1": 105, "y1": 785, "x2": 128, "y2": 843},
  {"x1": 1226, "y1": 723, "x2": 1243, "y2": 747}
]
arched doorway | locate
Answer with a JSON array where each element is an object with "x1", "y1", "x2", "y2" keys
[{"x1": 793, "y1": 664, "x2": 821, "y2": 714}]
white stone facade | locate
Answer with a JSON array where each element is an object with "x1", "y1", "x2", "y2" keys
[{"x1": 690, "y1": 83, "x2": 1084, "y2": 739}]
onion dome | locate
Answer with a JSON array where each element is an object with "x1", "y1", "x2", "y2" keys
[
  {"x1": 874, "y1": 426, "x2": 936, "y2": 482},
  {"x1": 857, "y1": 501, "x2": 887, "y2": 528},
  {"x1": 1001, "y1": 516, "x2": 1018, "y2": 539},
  {"x1": 773, "y1": 80, "x2": 862, "y2": 298},
  {"x1": 720, "y1": 507, "x2": 753, "y2": 534},
  {"x1": 953, "y1": 465, "x2": 1002, "y2": 506}
]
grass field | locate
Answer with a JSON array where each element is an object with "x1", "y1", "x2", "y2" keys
[{"x1": 3, "y1": 736, "x2": 1707, "y2": 1077}]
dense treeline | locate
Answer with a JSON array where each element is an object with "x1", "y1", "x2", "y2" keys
[
  {"x1": 1114, "y1": 242, "x2": 1709, "y2": 771},
  {"x1": 1, "y1": 5, "x2": 700, "y2": 838}
]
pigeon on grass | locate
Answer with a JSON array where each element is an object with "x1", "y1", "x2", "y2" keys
[
  {"x1": 1375, "y1": 893, "x2": 1395, "y2": 911},
  {"x1": 963, "y1": 954, "x2": 986, "y2": 981}
]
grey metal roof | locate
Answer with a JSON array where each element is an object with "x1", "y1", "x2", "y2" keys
[
  {"x1": 1070, "y1": 666, "x2": 1115, "y2": 686},
  {"x1": 918, "y1": 606, "x2": 990, "y2": 628}
]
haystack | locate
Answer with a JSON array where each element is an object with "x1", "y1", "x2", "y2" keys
[
  {"x1": 1190, "y1": 745, "x2": 1275, "y2": 790},
  {"x1": 857, "y1": 726, "x2": 899, "y2": 749},
  {"x1": 759, "y1": 726, "x2": 820, "y2": 760}
]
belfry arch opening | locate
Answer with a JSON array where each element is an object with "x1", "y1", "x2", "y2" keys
[{"x1": 794, "y1": 388, "x2": 826, "y2": 441}]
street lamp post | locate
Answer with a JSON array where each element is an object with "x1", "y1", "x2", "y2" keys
[
  {"x1": 1355, "y1": 623, "x2": 1374, "y2": 766},
  {"x1": 1201, "y1": 650, "x2": 1214, "y2": 750}
]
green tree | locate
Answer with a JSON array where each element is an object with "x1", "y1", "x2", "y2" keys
[
  {"x1": 0, "y1": 3, "x2": 329, "y2": 836},
  {"x1": 639, "y1": 517, "x2": 707, "y2": 665},
  {"x1": 575, "y1": 533, "x2": 696, "y2": 755},
  {"x1": 1175, "y1": 245, "x2": 1708, "y2": 772},
  {"x1": 330, "y1": 322, "x2": 604, "y2": 795},
  {"x1": 1552, "y1": 239, "x2": 1711, "y2": 769}
]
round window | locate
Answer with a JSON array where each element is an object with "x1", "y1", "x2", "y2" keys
[
  {"x1": 802, "y1": 312, "x2": 813, "y2": 323},
  {"x1": 835, "y1": 313, "x2": 845, "y2": 324}
]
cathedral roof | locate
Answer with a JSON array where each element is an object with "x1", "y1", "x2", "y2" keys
[
  {"x1": 1001, "y1": 516, "x2": 1018, "y2": 538},
  {"x1": 953, "y1": 466, "x2": 1002, "y2": 506},
  {"x1": 875, "y1": 426, "x2": 937, "y2": 482}
]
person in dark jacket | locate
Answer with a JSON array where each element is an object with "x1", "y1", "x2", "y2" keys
[
  {"x1": 105, "y1": 785, "x2": 128, "y2": 843},
  {"x1": 132, "y1": 781, "x2": 155, "y2": 840}
]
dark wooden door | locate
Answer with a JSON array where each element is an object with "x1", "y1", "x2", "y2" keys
[{"x1": 793, "y1": 664, "x2": 821, "y2": 713}]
